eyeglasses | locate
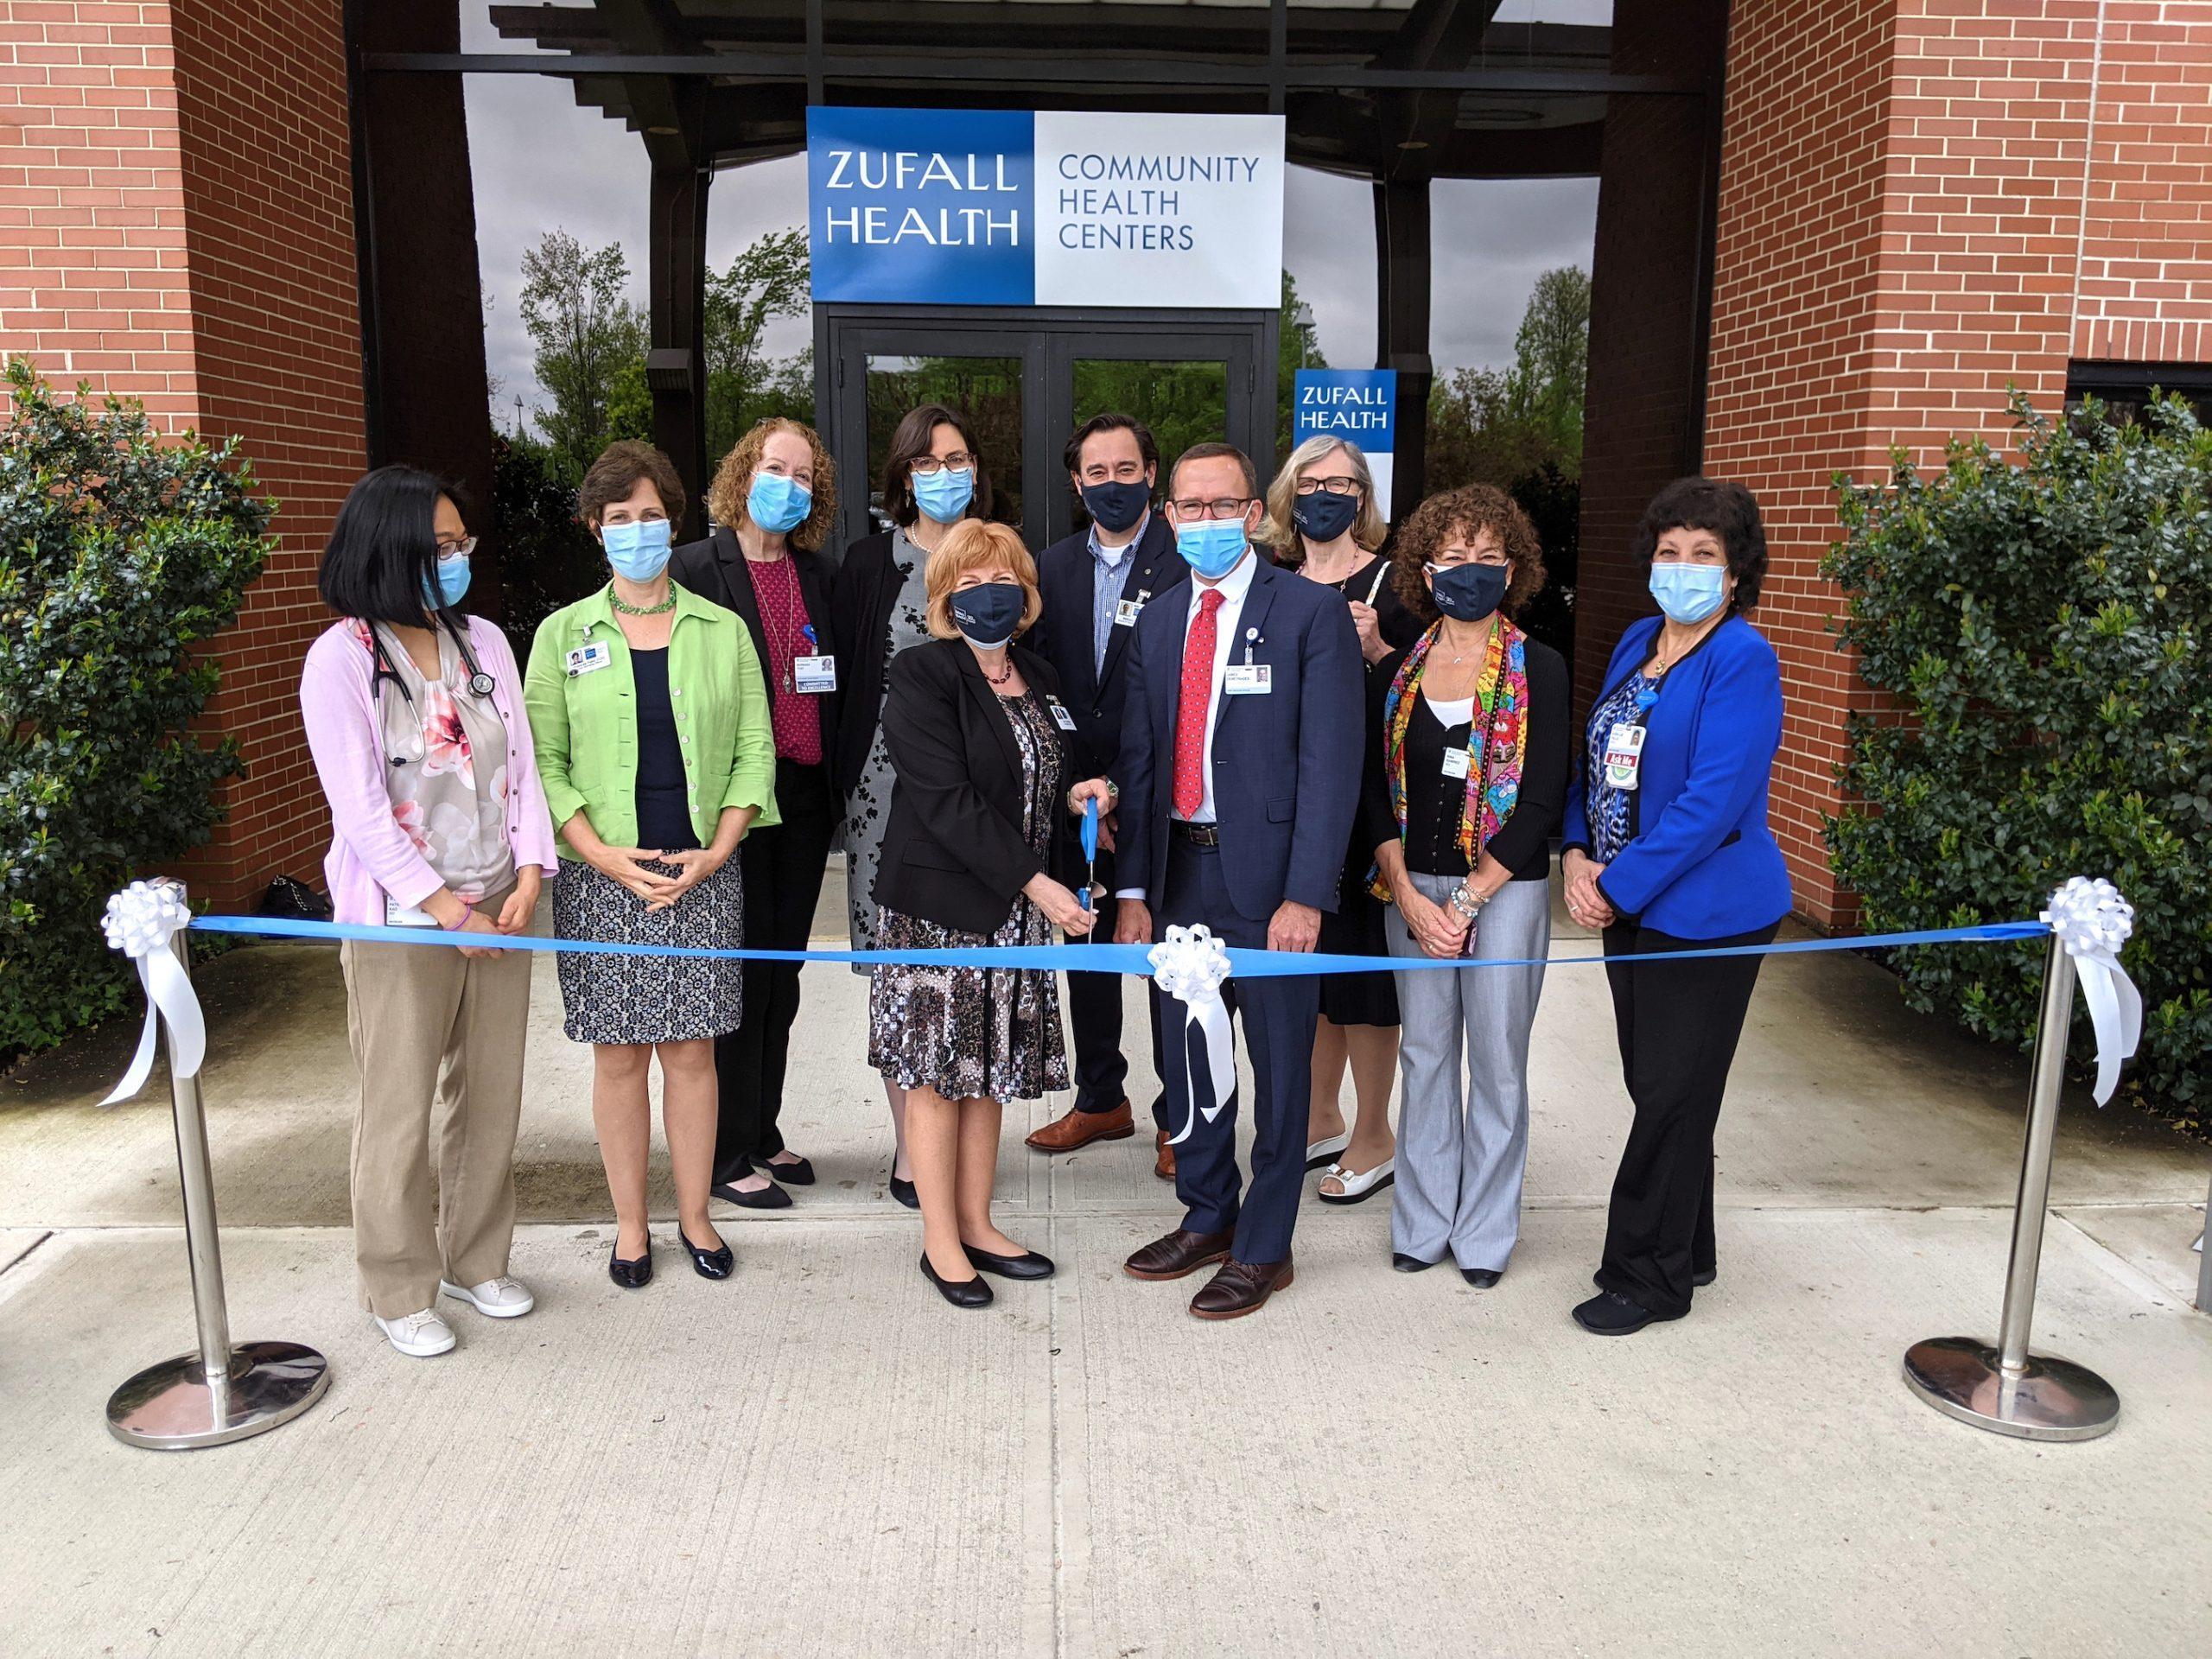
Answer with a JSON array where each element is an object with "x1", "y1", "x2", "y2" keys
[
  {"x1": 1294, "y1": 475, "x2": 1363, "y2": 497},
  {"x1": 909, "y1": 453, "x2": 976, "y2": 475},
  {"x1": 1427, "y1": 553, "x2": 1510, "y2": 570},
  {"x1": 1166, "y1": 497, "x2": 1255, "y2": 520},
  {"x1": 435, "y1": 537, "x2": 478, "y2": 562}
]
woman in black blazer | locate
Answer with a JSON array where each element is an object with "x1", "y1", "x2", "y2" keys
[
  {"x1": 670, "y1": 418, "x2": 843, "y2": 1211},
  {"x1": 867, "y1": 519, "x2": 1110, "y2": 1309}
]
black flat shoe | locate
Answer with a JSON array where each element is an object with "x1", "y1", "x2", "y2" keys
[
  {"x1": 888, "y1": 1163, "x2": 918, "y2": 1210},
  {"x1": 711, "y1": 1178, "x2": 792, "y2": 1211},
  {"x1": 758, "y1": 1154, "x2": 816, "y2": 1186},
  {"x1": 1572, "y1": 1289, "x2": 1682, "y2": 1336},
  {"x1": 1392, "y1": 1252, "x2": 1440, "y2": 1273},
  {"x1": 677, "y1": 1224, "x2": 734, "y2": 1281},
  {"x1": 609, "y1": 1235, "x2": 652, "y2": 1290},
  {"x1": 1693, "y1": 1266, "x2": 1717, "y2": 1287},
  {"x1": 963, "y1": 1243, "x2": 1054, "y2": 1281},
  {"x1": 920, "y1": 1254, "x2": 993, "y2": 1308},
  {"x1": 1461, "y1": 1267, "x2": 1503, "y2": 1289}
]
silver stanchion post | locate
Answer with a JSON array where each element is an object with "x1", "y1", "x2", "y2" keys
[
  {"x1": 105, "y1": 883, "x2": 331, "y2": 1449},
  {"x1": 1902, "y1": 930, "x2": 2120, "y2": 1440}
]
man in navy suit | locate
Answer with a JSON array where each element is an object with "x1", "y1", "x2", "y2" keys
[
  {"x1": 1025, "y1": 413, "x2": 1189, "y2": 1166},
  {"x1": 1112, "y1": 441, "x2": 1364, "y2": 1319}
]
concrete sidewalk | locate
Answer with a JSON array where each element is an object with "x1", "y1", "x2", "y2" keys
[{"x1": 2, "y1": 882, "x2": 2208, "y2": 1656}]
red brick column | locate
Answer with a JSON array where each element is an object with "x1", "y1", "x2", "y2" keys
[{"x1": 1, "y1": 0, "x2": 362, "y2": 908}]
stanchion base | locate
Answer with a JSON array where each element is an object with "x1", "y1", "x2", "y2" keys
[
  {"x1": 1902, "y1": 1336, "x2": 2119, "y2": 1442},
  {"x1": 105, "y1": 1340, "x2": 331, "y2": 1450}
]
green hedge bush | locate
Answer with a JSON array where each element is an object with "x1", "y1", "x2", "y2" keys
[
  {"x1": 1825, "y1": 391, "x2": 2211, "y2": 1116},
  {"x1": 0, "y1": 361, "x2": 269, "y2": 1059}
]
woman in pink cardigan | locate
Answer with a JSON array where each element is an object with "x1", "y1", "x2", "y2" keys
[{"x1": 300, "y1": 467, "x2": 558, "y2": 1360}]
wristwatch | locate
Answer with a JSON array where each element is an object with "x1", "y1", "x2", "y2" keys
[{"x1": 1448, "y1": 885, "x2": 1488, "y2": 922}]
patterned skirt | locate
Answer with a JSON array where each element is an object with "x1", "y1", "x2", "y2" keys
[
  {"x1": 867, "y1": 901, "x2": 1069, "y2": 1103},
  {"x1": 551, "y1": 857, "x2": 744, "y2": 1046}
]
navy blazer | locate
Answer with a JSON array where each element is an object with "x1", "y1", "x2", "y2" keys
[
  {"x1": 1561, "y1": 613, "x2": 1793, "y2": 939},
  {"x1": 1031, "y1": 512, "x2": 1188, "y2": 783},
  {"x1": 1116, "y1": 553, "x2": 1366, "y2": 924}
]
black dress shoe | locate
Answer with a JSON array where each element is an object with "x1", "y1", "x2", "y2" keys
[
  {"x1": 676, "y1": 1224, "x2": 734, "y2": 1281},
  {"x1": 609, "y1": 1235, "x2": 652, "y2": 1290},
  {"x1": 963, "y1": 1243, "x2": 1055, "y2": 1281},
  {"x1": 758, "y1": 1154, "x2": 816, "y2": 1186},
  {"x1": 710, "y1": 1178, "x2": 792, "y2": 1211},
  {"x1": 887, "y1": 1163, "x2": 918, "y2": 1210},
  {"x1": 1392, "y1": 1252, "x2": 1440, "y2": 1273},
  {"x1": 1461, "y1": 1267, "x2": 1503, "y2": 1289},
  {"x1": 1572, "y1": 1289, "x2": 1682, "y2": 1336},
  {"x1": 920, "y1": 1254, "x2": 993, "y2": 1308}
]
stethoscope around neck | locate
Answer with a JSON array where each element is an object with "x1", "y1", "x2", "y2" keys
[{"x1": 371, "y1": 621, "x2": 501, "y2": 768}]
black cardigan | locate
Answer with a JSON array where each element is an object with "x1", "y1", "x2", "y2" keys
[
  {"x1": 873, "y1": 638, "x2": 1074, "y2": 937},
  {"x1": 1359, "y1": 631, "x2": 1571, "y2": 884},
  {"x1": 826, "y1": 528, "x2": 906, "y2": 801},
  {"x1": 669, "y1": 525, "x2": 840, "y2": 769}
]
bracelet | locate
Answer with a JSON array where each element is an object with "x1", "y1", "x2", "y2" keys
[
  {"x1": 442, "y1": 899, "x2": 475, "y2": 931},
  {"x1": 1448, "y1": 885, "x2": 1487, "y2": 921}
]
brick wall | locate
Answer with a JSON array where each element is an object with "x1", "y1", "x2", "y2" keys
[
  {"x1": 1, "y1": 1, "x2": 362, "y2": 908},
  {"x1": 1689, "y1": 0, "x2": 2212, "y2": 928}
]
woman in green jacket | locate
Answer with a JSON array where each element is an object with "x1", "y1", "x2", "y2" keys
[{"x1": 525, "y1": 441, "x2": 779, "y2": 1292}]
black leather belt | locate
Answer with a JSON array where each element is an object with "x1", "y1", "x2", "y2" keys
[{"x1": 1169, "y1": 819, "x2": 1221, "y2": 849}]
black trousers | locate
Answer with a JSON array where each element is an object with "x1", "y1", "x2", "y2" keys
[
  {"x1": 1065, "y1": 839, "x2": 1168, "y2": 1121},
  {"x1": 712, "y1": 758, "x2": 836, "y2": 1184},
  {"x1": 1595, "y1": 918, "x2": 1778, "y2": 1318}
]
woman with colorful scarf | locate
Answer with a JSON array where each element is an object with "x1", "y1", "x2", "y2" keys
[{"x1": 1359, "y1": 486, "x2": 1569, "y2": 1287}]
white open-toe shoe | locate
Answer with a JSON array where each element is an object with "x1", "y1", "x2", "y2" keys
[
  {"x1": 1317, "y1": 1156, "x2": 1396, "y2": 1206},
  {"x1": 1304, "y1": 1132, "x2": 1351, "y2": 1172}
]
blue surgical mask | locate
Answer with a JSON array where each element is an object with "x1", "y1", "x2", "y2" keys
[
  {"x1": 950, "y1": 582, "x2": 1025, "y2": 650},
  {"x1": 1080, "y1": 479, "x2": 1150, "y2": 534},
  {"x1": 1174, "y1": 519, "x2": 1249, "y2": 582},
  {"x1": 1649, "y1": 562, "x2": 1729, "y2": 625},
  {"x1": 747, "y1": 471, "x2": 811, "y2": 534},
  {"x1": 601, "y1": 518, "x2": 672, "y2": 583},
  {"x1": 912, "y1": 467, "x2": 976, "y2": 524},
  {"x1": 423, "y1": 554, "x2": 472, "y2": 612},
  {"x1": 1291, "y1": 492, "x2": 1359, "y2": 545},
  {"x1": 1428, "y1": 562, "x2": 1509, "y2": 622}
]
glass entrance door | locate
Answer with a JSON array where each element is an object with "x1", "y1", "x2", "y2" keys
[{"x1": 821, "y1": 308, "x2": 1275, "y2": 556}]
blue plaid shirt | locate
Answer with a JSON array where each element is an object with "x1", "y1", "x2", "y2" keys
[{"x1": 1086, "y1": 512, "x2": 1148, "y2": 675}]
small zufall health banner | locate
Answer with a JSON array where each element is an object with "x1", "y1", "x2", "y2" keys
[
  {"x1": 1294, "y1": 368, "x2": 1398, "y2": 517},
  {"x1": 806, "y1": 107, "x2": 1287, "y2": 308}
]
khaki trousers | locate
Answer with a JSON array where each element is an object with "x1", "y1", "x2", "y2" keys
[{"x1": 340, "y1": 901, "x2": 533, "y2": 1317}]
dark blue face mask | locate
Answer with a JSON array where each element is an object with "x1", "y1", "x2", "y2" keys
[
  {"x1": 1428, "y1": 561, "x2": 1511, "y2": 621},
  {"x1": 1080, "y1": 479, "x2": 1150, "y2": 534},
  {"x1": 950, "y1": 582, "x2": 1025, "y2": 649},
  {"x1": 1292, "y1": 491, "x2": 1360, "y2": 544}
]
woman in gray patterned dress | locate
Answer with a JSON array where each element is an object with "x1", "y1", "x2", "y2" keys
[
  {"x1": 867, "y1": 521, "x2": 1115, "y2": 1309},
  {"x1": 829, "y1": 404, "x2": 998, "y2": 1205}
]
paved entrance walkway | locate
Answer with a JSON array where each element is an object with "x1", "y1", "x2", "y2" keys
[{"x1": 3, "y1": 876, "x2": 2207, "y2": 1656}]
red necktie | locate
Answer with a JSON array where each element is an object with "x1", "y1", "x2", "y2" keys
[{"x1": 1172, "y1": 587, "x2": 1225, "y2": 820}]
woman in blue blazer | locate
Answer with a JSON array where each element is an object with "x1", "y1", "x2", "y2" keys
[{"x1": 1560, "y1": 478, "x2": 1791, "y2": 1336}]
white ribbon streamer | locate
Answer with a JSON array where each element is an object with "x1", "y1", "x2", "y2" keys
[
  {"x1": 2041, "y1": 876, "x2": 2144, "y2": 1106},
  {"x1": 1148, "y1": 925, "x2": 1236, "y2": 1146},
  {"x1": 99, "y1": 880, "x2": 206, "y2": 1107}
]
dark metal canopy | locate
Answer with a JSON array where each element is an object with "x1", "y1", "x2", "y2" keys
[{"x1": 454, "y1": 1, "x2": 1641, "y2": 180}]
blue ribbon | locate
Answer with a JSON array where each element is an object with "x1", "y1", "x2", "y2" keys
[{"x1": 188, "y1": 913, "x2": 2048, "y2": 976}]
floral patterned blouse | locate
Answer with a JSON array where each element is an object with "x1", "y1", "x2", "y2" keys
[{"x1": 366, "y1": 621, "x2": 515, "y2": 905}]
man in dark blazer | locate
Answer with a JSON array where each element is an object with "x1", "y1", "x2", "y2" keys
[
  {"x1": 1112, "y1": 441, "x2": 1364, "y2": 1319},
  {"x1": 1023, "y1": 413, "x2": 1188, "y2": 1167}
]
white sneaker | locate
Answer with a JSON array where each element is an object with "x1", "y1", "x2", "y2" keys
[
  {"x1": 375, "y1": 1307, "x2": 456, "y2": 1357},
  {"x1": 440, "y1": 1275, "x2": 535, "y2": 1318}
]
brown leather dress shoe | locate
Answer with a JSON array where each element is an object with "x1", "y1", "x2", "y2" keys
[
  {"x1": 1189, "y1": 1256, "x2": 1294, "y2": 1320},
  {"x1": 1154, "y1": 1128, "x2": 1177, "y2": 1182},
  {"x1": 1123, "y1": 1228, "x2": 1233, "y2": 1281},
  {"x1": 1027, "y1": 1097, "x2": 1135, "y2": 1152}
]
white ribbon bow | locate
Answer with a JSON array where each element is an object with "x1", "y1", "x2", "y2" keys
[
  {"x1": 2041, "y1": 876, "x2": 2144, "y2": 1106},
  {"x1": 99, "y1": 880, "x2": 206, "y2": 1107},
  {"x1": 1148, "y1": 925, "x2": 1236, "y2": 1146}
]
